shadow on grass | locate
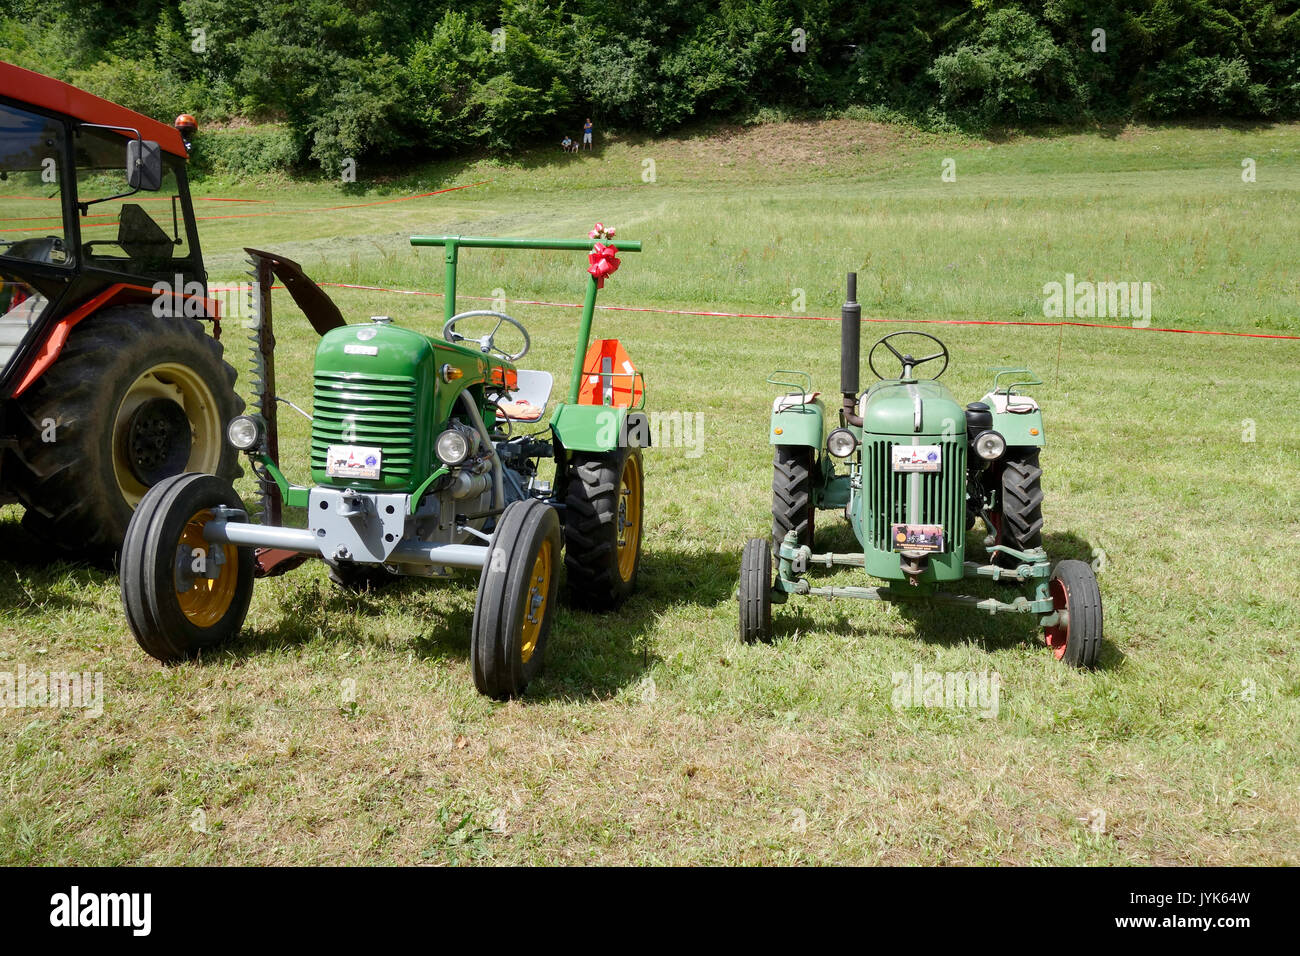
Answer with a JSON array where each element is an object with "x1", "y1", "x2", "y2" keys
[
  {"x1": 532, "y1": 543, "x2": 739, "y2": 700},
  {"x1": 209, "y1": 543, "x2": 741, "y2": 701},
  {"x1": 0, "y1": 515, "x2": 111, "y2": 616}
]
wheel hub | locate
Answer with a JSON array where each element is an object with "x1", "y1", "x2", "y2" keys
[{"x1": 123, "y1": 398, "x2": 192, "y2": 486}]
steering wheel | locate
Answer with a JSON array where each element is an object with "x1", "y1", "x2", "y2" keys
[
  {"x1": 868, "y1": 331, "x2": 949, "y2": 381},
  {"x1": 442, "y1": 310, "x2": 530, "y2": 362}
]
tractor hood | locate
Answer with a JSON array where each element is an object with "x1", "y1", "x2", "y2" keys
[{"x1": 860, "y1": 379, "x2": 966, "y2": 436}]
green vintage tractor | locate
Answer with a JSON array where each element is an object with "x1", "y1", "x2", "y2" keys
[
  {"x1": 739, "y1": 273, "x2": 1102, "y2": 667},
  {"x1": 119, "y1": 229, "x2": 649, "y2": 698}
]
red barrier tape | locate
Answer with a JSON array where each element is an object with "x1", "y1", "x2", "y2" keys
[{"x1": 299, "y1": 281, "x2": 1300, "y2": 342}]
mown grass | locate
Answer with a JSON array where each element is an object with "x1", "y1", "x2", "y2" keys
[{"x1": 1, "y1": 118, "x2": 1297, "y2": 865}]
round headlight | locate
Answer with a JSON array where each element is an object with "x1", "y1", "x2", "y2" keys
[
  {"x1": 973, "y1": 430, "x2": 1006, "y2": 461},
  {"x1": 227, "y1": 415, "x2": 263, "y2": 451},
  {"x1": 436, "y1": 428, "x2": 471, "y2": 466},
  {"x1": 826, "y1": 427, "x2": 858, "y2": 459}
]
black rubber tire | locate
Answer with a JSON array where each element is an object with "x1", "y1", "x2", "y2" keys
[
  {"x1": 991, "y1": 450, "x2": 1043, "y2": 568},
  {"x1": 772, "y1": 444, "x2": 815, "y2": 554},
  {"x1": 1046, "y1": 559, "x2": 1103, "y2": 668},
  {"x1": 9, "y1": 305, "x2": 243, "y2": 561},
  {"x1": 326, "y1": 560, "x2": 397, "y2": 592},
  {"x1": 120, "y1": 472, "x2": 255, "y2": 663},
  {"x1": 739, "y1": 537, "x2": 773, "y2": 644},
  {"x1": 562, "y1": 445, "x2": 643, "y2": 610},
  {"x1": 472, "y1": 498, "x2": 562, "y2": 699}
]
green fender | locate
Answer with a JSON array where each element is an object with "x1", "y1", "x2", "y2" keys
[
  {"x1": 980, "y1": 391, "x2": 1046, "y2": 448},
  {"x1": 550, "y1": 403, "x2": 651, "y2": 453},
  {"x1": 769, "y1": 395, "x2": 825, "y2": 448}
]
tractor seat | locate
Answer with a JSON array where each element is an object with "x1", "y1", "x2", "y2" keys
[
  {"x1": 990, "y1": 392, "x2": 1039, "y2": 414},
  {"x1": 497, "y1": 369, "x2": 553, "y2": 422},
  {"x1": 772, "y1": 391, "x2": 820, "y2": 412}
]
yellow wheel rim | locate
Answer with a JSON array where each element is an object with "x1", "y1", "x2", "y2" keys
[
  {"x1": 113, "y1": 362, "x2": 223, "y2": 507},
  {"x1": 519, "y1": 538, "x2": 553, "y2": 663},
  {"x1": 175, "y1": 509, "x2": 238, "y2": 628},
  {"x1": 615, "y1": 453, "x2": 642, "y2": 583}
]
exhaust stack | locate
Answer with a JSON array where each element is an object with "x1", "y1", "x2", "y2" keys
[{"x1": 841, "y1": 272, "x2": 862, "y2": 426}]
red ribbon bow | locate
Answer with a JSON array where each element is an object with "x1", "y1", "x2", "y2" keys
[{"x1": 587, "y1": 242, "x2": 620, "y2": 288}]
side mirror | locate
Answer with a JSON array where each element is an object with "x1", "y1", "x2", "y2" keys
[{"x1": 127, "y1": 140, "x2": 162, "y2": 191}]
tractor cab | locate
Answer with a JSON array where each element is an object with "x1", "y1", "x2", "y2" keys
[{"x1": 0, "y1": 62, "x2": 244, "y2": 560}]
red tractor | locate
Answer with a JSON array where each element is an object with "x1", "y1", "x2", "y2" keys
[{"x1": 0, "y1": 61, "x2": 242, "y2": 558}]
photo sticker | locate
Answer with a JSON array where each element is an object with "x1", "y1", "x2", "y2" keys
[
  {"x1": 891, "y1": 444, "x2": 941, "y2": 473},
  {"x1": 891, "y1": 523, "x2": 945, "y2": 553},
  {"x1": 326, "y1": 445, "x2": 382, "y2": 480}
]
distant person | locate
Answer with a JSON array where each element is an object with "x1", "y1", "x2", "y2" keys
[
  {"x1": 561, "y1": 135, "x2": 574, "y2": 152},
  {"x1": 582, "y1": 117, "x2": 593, "y2": 150}
]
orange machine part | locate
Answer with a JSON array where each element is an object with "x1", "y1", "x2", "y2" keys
[{"x1": 576, "y1": 338, "x2": 643, "y2": 408}]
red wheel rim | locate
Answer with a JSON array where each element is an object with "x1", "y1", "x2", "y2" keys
[{"x1": 1044, "y1": 576, "x2": 1069, "y2": 659}]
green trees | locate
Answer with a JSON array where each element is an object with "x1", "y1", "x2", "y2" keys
[{"x1": 4, "y1": 0, "x2": 1297, "y2": 172}]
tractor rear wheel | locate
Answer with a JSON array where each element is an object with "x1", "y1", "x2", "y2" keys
[
  {"x1": 472, "y1": 498, "x2": 561, "y2": 699},
  {"x1": 1043, "y1": 559, "x2": 1102, "y2": 668},
  {"x1": 563, "y1": 445, "x2": 643, "y2": 610},
  {"x1": 120, "y1": 473, "x2": 255, "y2": 662},
  {"x1": 990, "y1": 451, "x2": 1043, "y2": 568},
  {"x1": 9, "y1": 305, "x2": 243, "y2": 561},
  {"x1": 772, "y1": 445, "x2": 815, "y2": 554},
  {"x1": 739, "y1": 537, "x2": 773, "y2": 644}
]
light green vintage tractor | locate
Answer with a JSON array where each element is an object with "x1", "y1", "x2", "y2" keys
[
  {"x1": 119, "y1": 229, "x2": 649, "y2": 698},
  {"x1": 739, "y1": 273, "x2": 1102, "y2": 666}
]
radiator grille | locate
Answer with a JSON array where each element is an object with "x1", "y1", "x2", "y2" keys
[
  {"x1": 863, "y1": 437, "x2": 966, "y2": 553},
  {"x1": 310, "y1": 372, "x2": 418, "y2": 482}
]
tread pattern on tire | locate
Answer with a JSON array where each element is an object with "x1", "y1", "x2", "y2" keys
[
  {"x1": 1054, "y1": 559, "x2": 1103, "y2": 669},
  {"x1": 739, "y1": 537, "x2": 773, "y2": 644},
  {"x1": 772, "y1": 445, "x2": 814, "y2": 553},
  {"x1": 992, "y1": 451, "x2": 1043, "y2": 568},
  {"x1": 8, "y1": 305, "x2": 243, "y2": 560},
  {"x1": 472, "y1": 498, "x2": 560, "y2": 699},
  {"x1": 563, "y1": 445, "x2": 641, "y2": 610},
  {"x1": 120, "y1": 472, "x2": 254, "y2": 662}
]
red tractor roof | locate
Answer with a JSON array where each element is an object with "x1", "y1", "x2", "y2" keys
[{"x1": 0, "y1": 60, "x2": 188, "y2": 159}]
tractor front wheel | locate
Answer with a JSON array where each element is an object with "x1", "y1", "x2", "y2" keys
[
  {"x1": 119, "y1": 473, "x2": 255, "y2": 662},
  {"x1": 1043, "y1": 559, "x2": 1102, "y2": 668},
  {"x1": 563, "y1": 445, "x2": 644, "y2": 610},
  {"x1": 739, "y1": 538, "x2": 773, "y2": 644},
  {"x1": 11, "y1": 305, "x2": 243, "y2": 561},
  {"x1": 472, "y1": 498, "x2": 562, "y2": 699}
]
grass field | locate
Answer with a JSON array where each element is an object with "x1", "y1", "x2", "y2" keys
[{"x1": 2, "y1": 119, "x2": 1298, "y2": 865}]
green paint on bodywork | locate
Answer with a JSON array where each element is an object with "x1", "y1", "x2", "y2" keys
[
  {"x1": 982, "y1": 367, "x2": 1045, "y2": 448},
  {"x1": 254, "y1": 453, "x2": 310, "y2": 508},
  {"x1": 860, "y1": 378, "x2": 966, "y2": 436},
  {"x1": 822, "y1": 472, "x2": 851, "y2": 510},
  {"x1": 309, "y1": 321, "x2": 513, "y2": 493},
  {"x1": 550, "y1": 402, "x2": 635, "y2": 453},
  {"x1": 981, "y1": 391, "x2": 1046, "y2": 447},
  {"x1": 770, "y1": 396, "x2": 825, "y2": 446}
]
